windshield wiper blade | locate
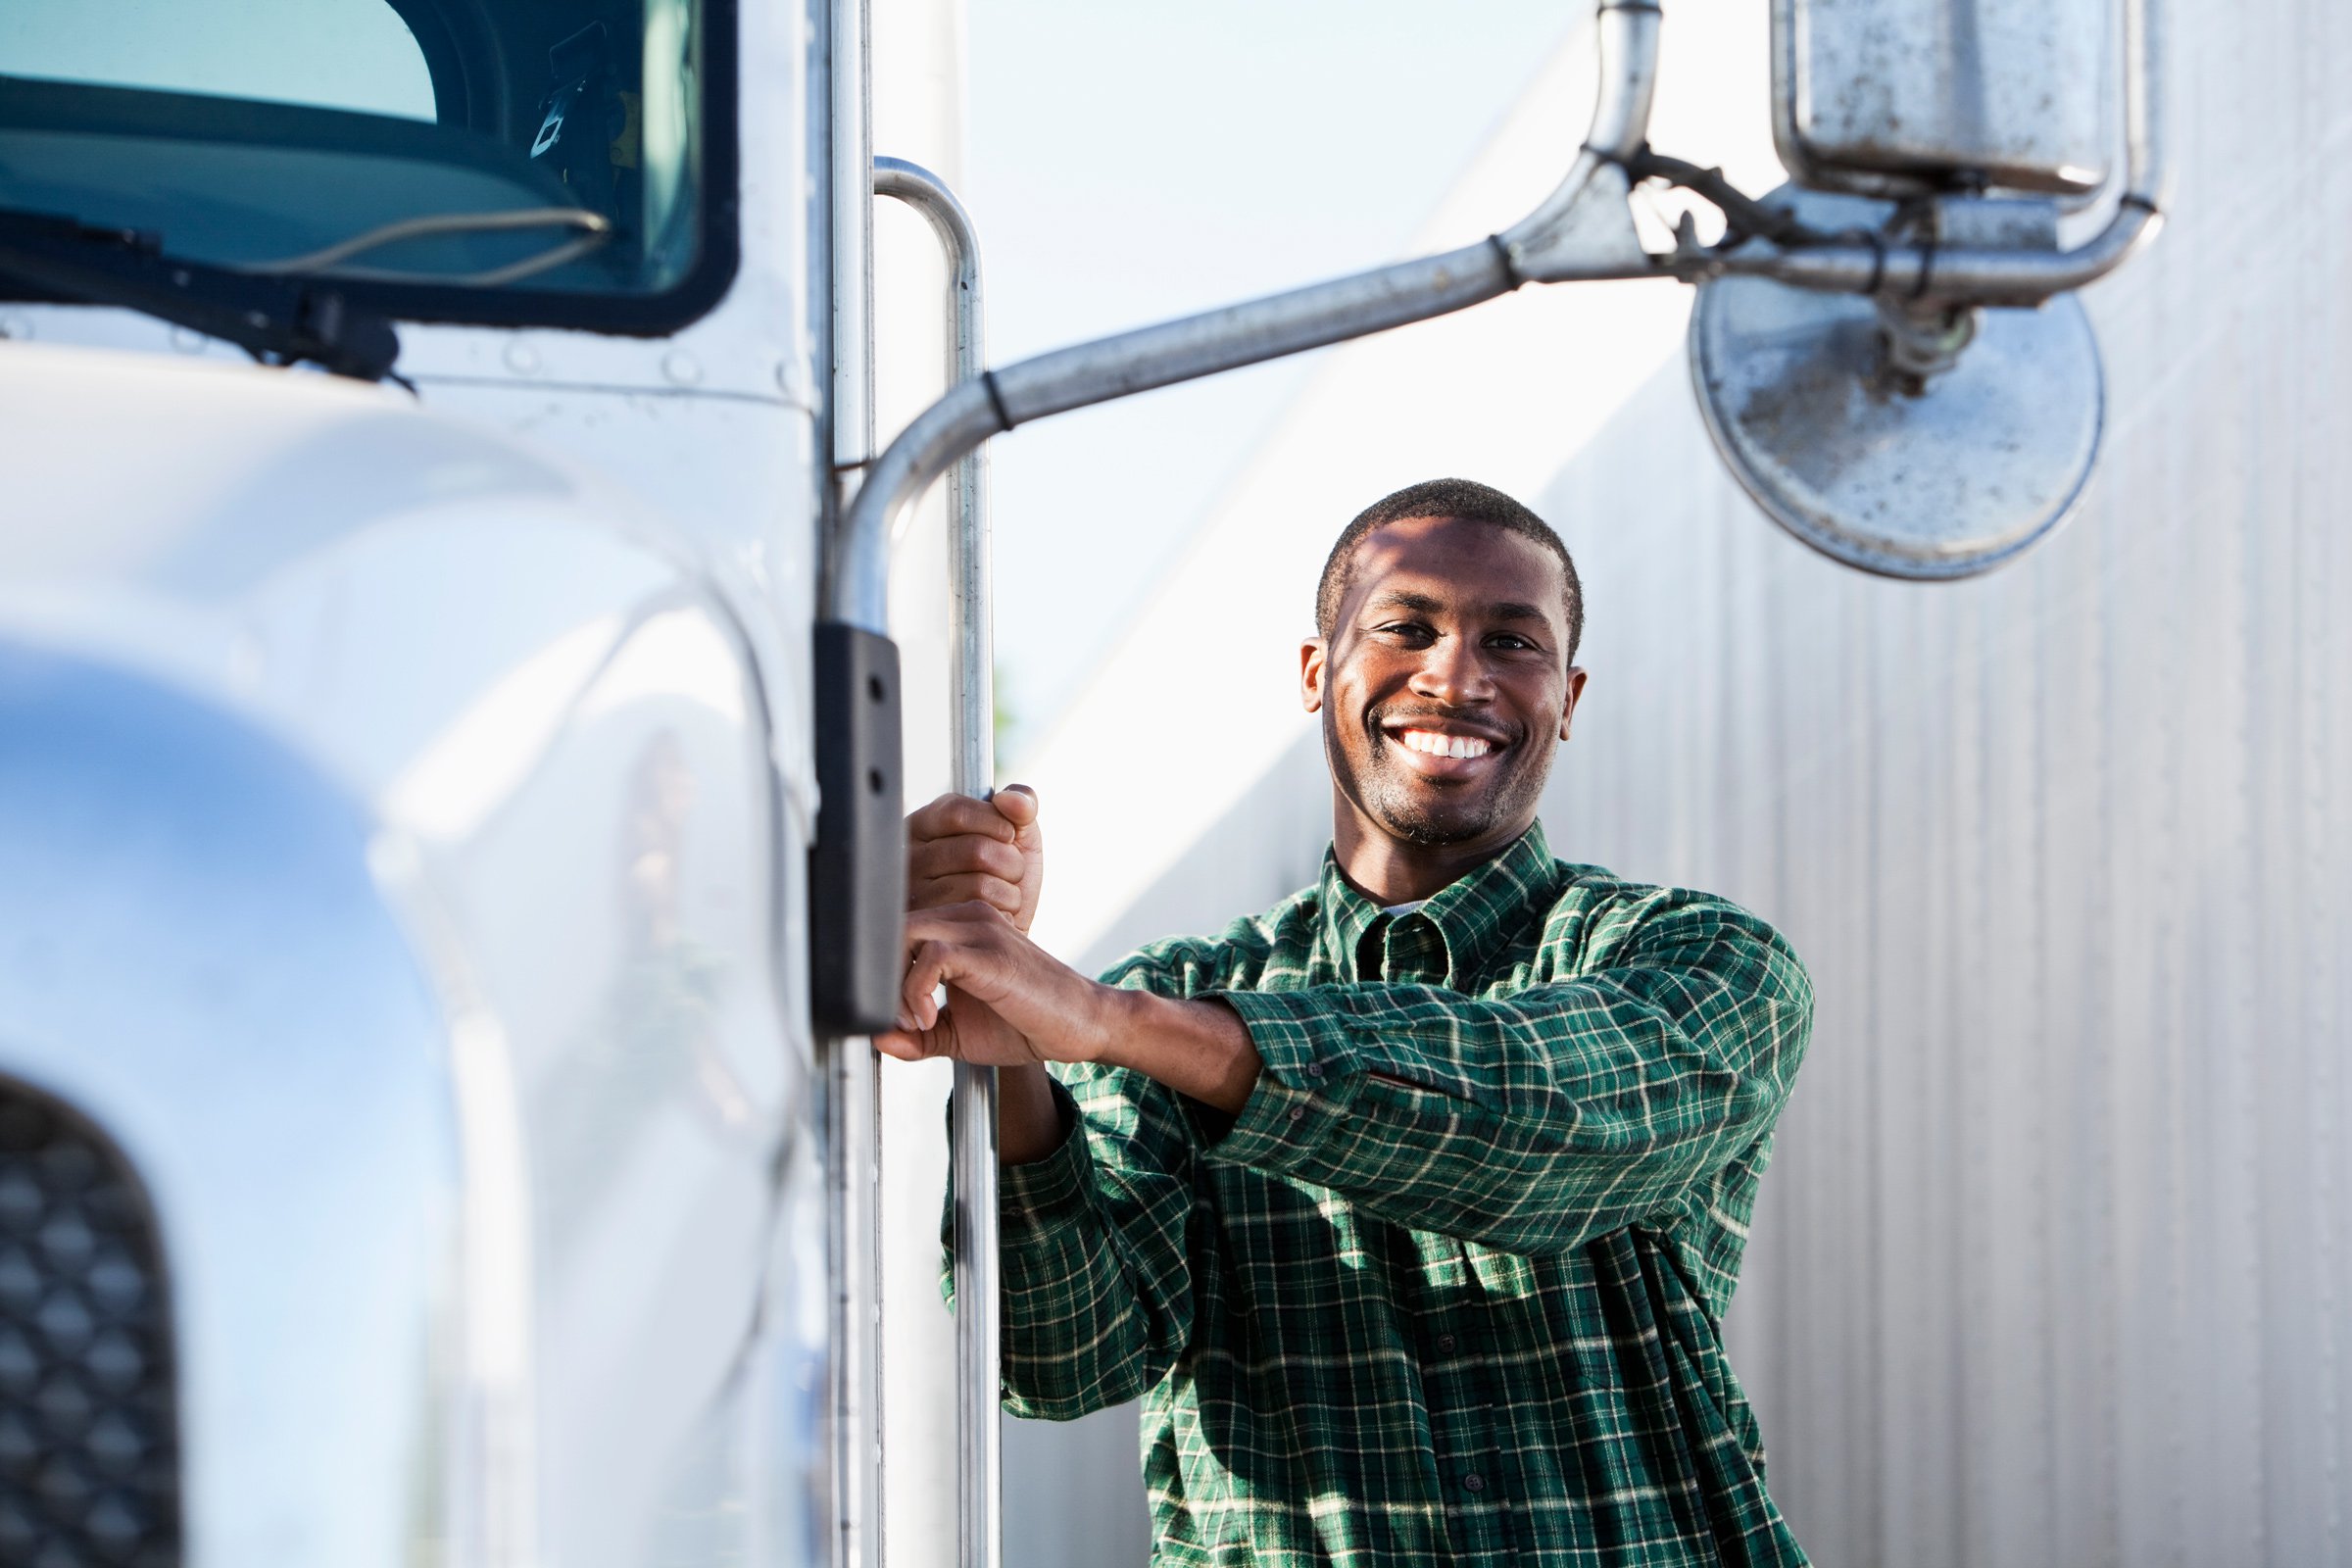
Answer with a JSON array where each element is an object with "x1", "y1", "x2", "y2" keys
[{"x1": 0, "y1": 209, "x2": 401, "y2": 382}]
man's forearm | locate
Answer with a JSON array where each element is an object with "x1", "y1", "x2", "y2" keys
[
  {"x1": 998, "y1": 1063, "x2": 1065, "y2": 1165},
  {"x1": 885, "y1": 905, "x2": 1266, "y2": 1129},
  {"x1": 1092, "y1": 987, "x2": 1262, "y2": 1116},
  {"x1": 998, "y1": 989, "x2": 1262, "y2": 1164}
]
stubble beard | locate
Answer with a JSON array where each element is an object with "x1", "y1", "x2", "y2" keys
[{"x1": 1324, "y1": 707, "x2": 1550, "y2": 849}]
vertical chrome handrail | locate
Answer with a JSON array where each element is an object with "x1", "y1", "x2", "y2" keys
[
  {"x1": 824, "y1": 3, "x2": 882, "y2": 1568},
  {"x1": 874, "y1": 155, "x2": 1000, "y2": 1568}
]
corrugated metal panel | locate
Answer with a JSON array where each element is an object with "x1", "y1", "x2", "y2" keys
[
  {"x1": 1523, "y1": 5, "x2": 2352, "y2": 1555},
  {"x1": 1018, "y1": 3, "x2": 2352, "y2": 1562}
]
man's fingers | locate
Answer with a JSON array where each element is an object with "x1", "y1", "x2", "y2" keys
[
  {"x1": 907, "y1": 792, "x2": 1017, "y2": 844},
  {"x1": 896, "y1": 903, "x2": 1011, "y2": 1029},
  {"x1": 900, "y1": 938, "x2": 958, "y2": 1033},
  {"x1": 910, "y1": 872, "x2": 1022, "y2": 917},
  {"x1": 874, "y1": 1027, "x2": 936, "y2": 1061},
  {"x1": 909, "y1": 834, "x2": 1026, "y2": 888}
]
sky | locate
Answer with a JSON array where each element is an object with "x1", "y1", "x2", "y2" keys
[{"x1": 962, "y1": 0, "x2": 1582, "y2": 760}]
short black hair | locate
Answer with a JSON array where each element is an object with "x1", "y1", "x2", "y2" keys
[{"x1": 1314, "y1": 477, "x2": 1583, "y2": 662}]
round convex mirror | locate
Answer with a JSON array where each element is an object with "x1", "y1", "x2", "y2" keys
[{"x1": 1689, "y1": 188, "x2": 2105, "y2": 580}]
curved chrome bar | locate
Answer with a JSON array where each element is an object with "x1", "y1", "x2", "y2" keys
[
  {"x1": 827, "y1": 0, "x2": 1663, "y2": 634},
  {"x1": 872, "y1": 162, "x2": 991, "y2": 804},
  {"x1": 1499, "y1": 0, "x2": 1663, "y2": 283},
  {"x1": 872, "y1": 155, "x2": 1003, "y2": 1568},
  {"x1": 1717, "y1": 0, "x2": 2168, "y2": 303}
]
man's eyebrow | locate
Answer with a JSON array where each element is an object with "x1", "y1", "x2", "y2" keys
[
  {"x1": 1361, "y1": 591, "x2": 1557, "y2": 629},
  {"x1": 1363, "y1": 590, "x2": 1446, "y2": 615}
]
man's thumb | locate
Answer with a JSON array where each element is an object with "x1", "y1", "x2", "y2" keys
[{"x1": 991, "y1": 783, "x2": 1040, "y2": 827}]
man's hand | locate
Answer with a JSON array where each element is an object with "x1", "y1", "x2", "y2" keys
[
  {"x1": 907, "y1": 784, "x2": 1043, "y2": 931},
  {"x1": 902, "y1": 785, "x2": 1051, "y2": 1087},
  {"x1": 874, "y1": 902, "x2": 1113, "y2": 1067},
  {"x1": 877, "y1": 902, "x2": 1264, "y2": 1116}
]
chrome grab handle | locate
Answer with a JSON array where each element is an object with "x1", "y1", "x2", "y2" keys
[{"x1": 874, "y1": 155, "x2": 1001, "y2": 1568}]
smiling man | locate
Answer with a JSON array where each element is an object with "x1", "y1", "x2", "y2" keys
[{"x1": 887, "y1": 478, "x2": 1816, "y2": 1566}]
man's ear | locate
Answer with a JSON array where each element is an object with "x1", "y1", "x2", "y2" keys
[
  {"x1": 1558, "y1": 666, "x2": 1589, "y2": 742},
  {"x1": 1299, "y1": 638, "x2": 1327, "y2": 713}
]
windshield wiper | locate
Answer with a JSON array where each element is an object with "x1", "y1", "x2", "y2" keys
[
  {"x1": 0, "y1": 209, "x2": 401, "y2": 383},
  {"x1": 239, "y1": 206, "x2": 613, "y2": 288}
]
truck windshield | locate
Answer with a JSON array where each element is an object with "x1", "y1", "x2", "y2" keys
[{"x1": 0, "y1": 0, "x2": 728, "y2": 325}]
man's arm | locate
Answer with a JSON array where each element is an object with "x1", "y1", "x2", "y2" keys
[
  {"x1": 900, "y1": 790, "x2": 1266, "y2": 1145},
  {"x1": 885, "y1": 887, "x2": 1811, "y2": 1257},
  {"x1": 907, "y1": 789, "x2": 1200, "y2": 1418},
  {"x1": 880, "y1": 898, "x2": 1263, "y2": 1103}
]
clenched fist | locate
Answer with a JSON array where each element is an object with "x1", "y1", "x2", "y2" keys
[{"x1": 906, "y1": 784, "x2": 1044, "y2": 932}]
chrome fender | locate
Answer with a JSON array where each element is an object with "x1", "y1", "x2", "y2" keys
[{"x1": 0, "y1": 646, "x2": 465, "y2": 1567}]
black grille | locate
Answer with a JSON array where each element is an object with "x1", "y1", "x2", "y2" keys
[{"x1": 0, "y1": 1085, "x2": 177, "y2": 1567}]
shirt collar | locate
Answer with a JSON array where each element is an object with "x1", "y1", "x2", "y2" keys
[{"x1": 1315, "y1": 821, "x2": 1559, "y2": 985}]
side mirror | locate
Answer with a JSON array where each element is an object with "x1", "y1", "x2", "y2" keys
[
  {"x1": 1692, "y1": 0, "x2": 2151, "y2": 579},
  {"x1": 1690, "y1": 188, "x2": 2103, "y2": 579}
]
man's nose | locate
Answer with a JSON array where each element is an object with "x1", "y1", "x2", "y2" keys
[{"x1": 1407, "y1": 634, "x2": 1494, "y2": 705}]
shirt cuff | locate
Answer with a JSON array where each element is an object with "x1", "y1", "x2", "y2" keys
[
  {"x1": 1203, "y1": 988, "x2": 1367, "y2": 1172},
  {"x1": 996, "y1": 1076, "x2": 1096, "y2": 1239}
]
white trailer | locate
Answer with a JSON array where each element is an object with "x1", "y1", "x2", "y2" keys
[{"x1": 0, "y1": 2, "x2": 2162, "y2": 1564}]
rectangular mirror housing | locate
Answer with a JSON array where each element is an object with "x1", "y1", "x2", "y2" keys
[{"x1": 1774, "y1": 0, "x2": 2113, "y2": 196}]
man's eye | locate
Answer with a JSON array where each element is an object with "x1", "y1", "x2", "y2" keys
[
  {"x1": 1378, "y1": 622, "x2": 1435, "y2": 643},
  {"x1": 1488, "y1": 633, "x2": 1538, "y2": 651}
]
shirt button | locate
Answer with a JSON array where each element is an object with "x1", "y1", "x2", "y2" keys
[
  {"x1": 1288, "y1": 1106, "x2": 1305, "y2": 1123},
  {"x1": 1305, "y1": 1063, "x2": 1325, "y2": 1081},
  {"x1": 1462, "y1": 1473, "x2": 1486, "y2": 1494},
  {"x1": 1435, "y1": 1334, "x2": 1457, "y2": 1352}
]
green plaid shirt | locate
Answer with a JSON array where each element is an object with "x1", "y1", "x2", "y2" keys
[{"x1": 966, "y1": 823, "x2": 1813, "y2": 1566}]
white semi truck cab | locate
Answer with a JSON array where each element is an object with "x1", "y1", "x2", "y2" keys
[
  {"x1": 2, "y1": 4, "x2": 831, "y2": 1563},
  {"x1": 0, "y1": 1, "x2": 2162, "y2": 1564}
]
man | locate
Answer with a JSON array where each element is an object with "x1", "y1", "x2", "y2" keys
[{"x1": 884, "y1": 478, "x2": 1814, "y2": 1565}]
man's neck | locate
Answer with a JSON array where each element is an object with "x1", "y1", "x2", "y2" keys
[{"x1": 1329, "y1": 801, "x2": 1532, "y2": 906}]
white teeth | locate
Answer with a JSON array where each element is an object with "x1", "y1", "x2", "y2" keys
[{"x1": 1396, "y1": 728, "x2": 1491, "y2": 760}]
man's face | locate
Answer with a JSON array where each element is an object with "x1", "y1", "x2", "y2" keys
[{"x1": 1300, "y1": 515, "x2": 1587, "y2": 853}]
